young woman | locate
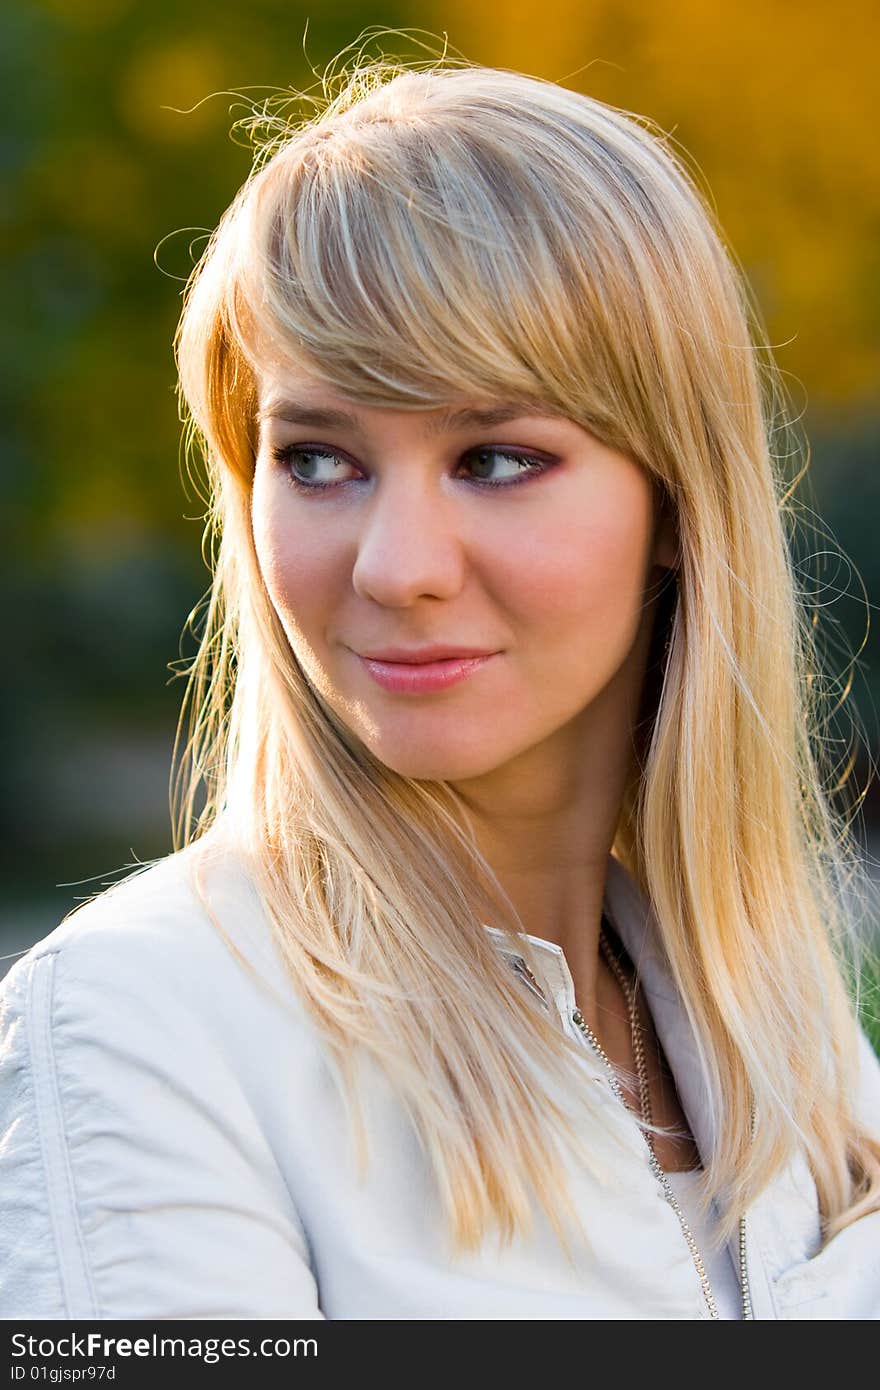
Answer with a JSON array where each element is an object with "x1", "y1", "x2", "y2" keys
[{"x1": 2, "y1": 55, "x2": 879, "y2": 1321}]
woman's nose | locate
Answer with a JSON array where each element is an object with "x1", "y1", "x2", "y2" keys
[{"x1": 351, "y1": 476, "x2": 466, "y2": 607}]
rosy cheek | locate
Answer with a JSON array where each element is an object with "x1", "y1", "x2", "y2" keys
[
  {"x1": 506, "y1": 519, "x2": 606, "y2": 604},
  {"x1": 264, "y1": 541, "x2": 326, "y2": 615},
  {"x1": 503, "y1": 505, "x2": 648, "y2": 629},
  {"x1": 252, "y1": 487, "x2": 328, "y2": 605}
]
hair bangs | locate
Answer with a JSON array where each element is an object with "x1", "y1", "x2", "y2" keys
[{"x1": 226, "y1": 114, "x2": 635, "y2": 449}]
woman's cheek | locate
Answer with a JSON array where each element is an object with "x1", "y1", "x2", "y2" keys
[
  {"x1": 504, "y1": 517, "x2": 620, "y2": 617},
  {"x1": 517, "y1": 518, "x2": 650, "y2": 676},
  {"x1": 253, "y1": 497, "x2": 334, "y2": 618}
]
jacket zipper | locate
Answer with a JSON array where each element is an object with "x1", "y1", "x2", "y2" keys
[
  {"x1": 506, "y1": 948, "x2": 755, "y2": 1318},
  {"x1": 569, "y1": 1004, "x2": 755, "y2": 1319}
]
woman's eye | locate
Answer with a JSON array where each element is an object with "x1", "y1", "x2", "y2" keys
[
  {"x1": 271, "y1": 447, "x2": 357, "y2": 488},
  {"x1": 461, "y1": 449, "x2": 545, "y2": 485}
]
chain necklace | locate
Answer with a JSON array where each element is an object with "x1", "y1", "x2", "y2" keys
[{"x1": 569, "y1": 915, "x2": 753, "y2": 1319}]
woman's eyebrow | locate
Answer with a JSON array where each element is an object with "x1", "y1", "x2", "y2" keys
[{"x1": 256, "y1": 400, "x2": 559, "y2": 435}]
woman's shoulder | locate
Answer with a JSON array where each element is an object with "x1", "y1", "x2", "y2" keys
[
  {"x1": 0, "y1": 826, "x2": 305, "y2": 1053},
  {"x1": 0, "y1": 827, "x2": 325, "y2": 1319}
]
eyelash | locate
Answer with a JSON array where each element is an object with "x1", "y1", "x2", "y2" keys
[{"x1": 268, "y1": 444, "x2": 554, "y2": 494}]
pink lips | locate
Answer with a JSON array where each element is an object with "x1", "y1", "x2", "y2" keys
[{"x1": 356, "y1": 648, "x2": 499, "y2": 694}]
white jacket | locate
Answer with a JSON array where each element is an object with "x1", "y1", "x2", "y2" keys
[{"x1": 1, "y1": 830, "x2": 879, "y2": 1320}]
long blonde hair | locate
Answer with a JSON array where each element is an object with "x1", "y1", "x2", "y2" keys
[{"x1": 170, "y1": 47, "x2": 880, "y2": 1257}]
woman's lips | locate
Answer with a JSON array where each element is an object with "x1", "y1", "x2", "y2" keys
[{"x1": 358, "y1": 653, "x2": 498, "y2": 693}]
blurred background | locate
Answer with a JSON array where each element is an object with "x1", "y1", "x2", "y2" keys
[{"x1": 2, "y1": 2, "x2": 879, "y2": 1015}]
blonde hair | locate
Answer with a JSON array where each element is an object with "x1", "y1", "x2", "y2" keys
[{"x1": 169, "y1": 46, "x2": 880, "y2": 1258}]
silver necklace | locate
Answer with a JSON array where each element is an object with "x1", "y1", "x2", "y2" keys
[{"x1": 570, "y1": 918, "x2": 752, "y2": 1319}]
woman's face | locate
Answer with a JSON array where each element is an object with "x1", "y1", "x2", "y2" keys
[{"x1": 251, "y1": 368, "x2": 677, "y2": 783}]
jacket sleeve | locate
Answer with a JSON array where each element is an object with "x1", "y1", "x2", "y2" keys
[{"x1": 0, "y1": 941, "x2": 325, "y2": 1320}]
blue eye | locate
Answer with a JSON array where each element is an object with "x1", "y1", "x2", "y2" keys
[
  {"x1": 269, "y1": 445, "x2": 552, "y2": 493},
  {"x1": 464, "y1": 449, "x2": 547, "y2": 486},
  {"x1": 271, "y1": 447, "x2": 355, "y2": 488}
]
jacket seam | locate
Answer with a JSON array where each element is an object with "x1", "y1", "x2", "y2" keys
[{"x1": 26, "y1": 951, "x2": 100, "y2": 1318}]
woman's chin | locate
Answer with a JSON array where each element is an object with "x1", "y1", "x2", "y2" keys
[{"x1": 365, "y1": 737, "x2": 507, "y2": 785}]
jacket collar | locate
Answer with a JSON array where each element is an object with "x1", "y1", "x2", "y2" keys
[
  {"x1": 482, "y1": 852, "x2": 717, "y2": 1167},
  {"x1": 482, "y1": 851, "x2": 824, "y2": 1315}
]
